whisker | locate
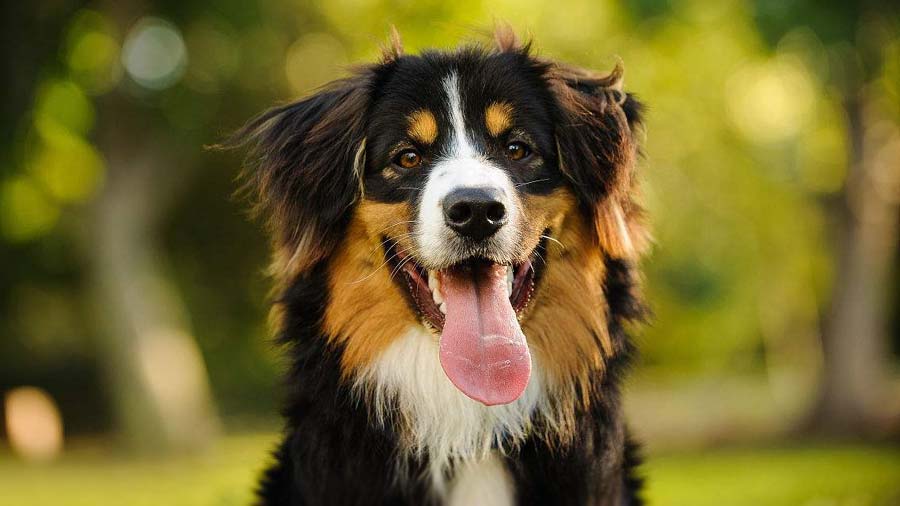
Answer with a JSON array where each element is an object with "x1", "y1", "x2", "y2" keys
[
  {"x1": 348, "y1": 246, "x2": 411, "y2": 285},
  {"x1": 373, "y1": 220, "x2": 416, "y2": 236},
  {"x1": 529, "y1": 250, "x2": 547, "y2": 275},
  {"x1": 540, "y1": 234, "x2": 565, "y2": 250},
  {"x1": 363, "y1": 238, "x2": 391, "y2": 263},
  {"x1": 388, "y1": 257, "x2": 409, "y2": 280},
  {"x1": 515, "y1": 178, "x2": 550, "y2": 188},
  {"x1": 397, "y1": 186, "x2": 423, "y2": 191},
  {"x1": 362, "y1": 227, "x2": 416, "y2": 260},
  {"x1": 389, "y1": 255, "x2": 416, "y2": 281},
  {"x1": 383, "y1": 232, "x2": 417, "y2": 242}
]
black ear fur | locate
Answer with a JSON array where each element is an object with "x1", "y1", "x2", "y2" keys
[
  {"x1": 547, "y1": 62, "x2": 646, "y2": 258},
  {"x1": 228, "y1": 71, "x2": 374, "y2": 279}
]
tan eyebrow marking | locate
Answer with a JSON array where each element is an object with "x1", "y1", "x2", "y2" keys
[
  {"x1": 485, "y1": 102, "x2": 514, "y2": 137},
  {"x1": 406, "y1": 109, "x2": 438, "y2": 144}
]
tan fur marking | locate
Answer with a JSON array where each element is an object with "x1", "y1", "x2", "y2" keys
[
  {"x1": 485, "y1": 102, "x2": 514, "y2": 137},
  {"x1": 595, "y1": 198, "x2": 649, "y2": 259},
  {"x1": 524, "y1": 210, "x2": 610, "y2": 381},
  {"x1": 323, "y1": 200, "x2": 419, "y2": 375},
  {"x1": 517, "y1": 189, "x2": 615, "y2": 439},
  {"x1": 407, "y1": 109, "x2": 438, "y2": 145}
]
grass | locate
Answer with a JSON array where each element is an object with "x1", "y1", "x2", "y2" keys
[
  {"x1": 0, "y1": 433, "x2": 279, "y2": 506},
  {"x1": 643, "y1": 445, "x2": 900, "y2": 506},
  {"x1": 1, "y1": 434, "x2": 898, "y2": 505}
]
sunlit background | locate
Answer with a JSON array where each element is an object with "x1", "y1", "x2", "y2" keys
[{"x1": 1, "y1": 0, "x2": 899, "y2": 504}]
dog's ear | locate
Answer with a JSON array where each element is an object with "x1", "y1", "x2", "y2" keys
[
  {"x1": 547, "y1": 62, "x2": 647, "y2": 259},
  {"x1": 229, "y1": 70, "x2": 373, "y2": 280}
]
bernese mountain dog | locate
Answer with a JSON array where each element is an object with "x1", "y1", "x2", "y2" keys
[{"x1": 231, "y1": 25, "x2": 648, "y2": 506}]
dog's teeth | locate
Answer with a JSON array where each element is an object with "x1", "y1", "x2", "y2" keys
[
  {"x1": 428, "y1": 270, "x2": 441, "y2": 291},
  {"x1": 428, "y1": 270, "x2": 438, "y2": 290},
  {"x1": 506, "y1": 266, "x2": 514, "y2": 297},
  {"x1": 429, "y1": 271, "x2": 443, "y2": 305},
  {"x1": 439, "y1": 302, "x2": 447, "y2": 315}
]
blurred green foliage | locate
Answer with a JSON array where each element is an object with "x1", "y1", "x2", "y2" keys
[{"x1": 0, "y1": 0, "x2": 898, "y2": 431}]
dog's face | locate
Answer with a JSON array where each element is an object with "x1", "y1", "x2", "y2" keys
[
  {"x1": 362, "y1": 50, "x2": 570, "y2": 405},
  {"x1": 236, "y1": 33, "x2": 645, "y2": 408},
  {"x1": 366, "y1": 50, "x2": 561, "y2": 271}
]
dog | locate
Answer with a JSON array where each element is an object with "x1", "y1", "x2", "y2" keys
[{"x1": 231, "y1": 26, "x2": 648, "y2": 506}]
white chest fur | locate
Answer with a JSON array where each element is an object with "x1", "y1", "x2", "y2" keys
[
  {"x1": 447, "y1": 453, "x2": 515, "y2": 506},
  {"x1": 354, "y1": 326, "x2": 550, "y2": 495}
]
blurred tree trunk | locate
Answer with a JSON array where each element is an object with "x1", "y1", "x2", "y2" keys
[
  {"x1": 87, "y1": 93, "x2": 221, "y2": 453},
  {"x1": 749, "y1": 0, "x2": 900, "y2": 438},
  {"x1": 810, "y1": 90, "x2": 900, "y2": 437}
]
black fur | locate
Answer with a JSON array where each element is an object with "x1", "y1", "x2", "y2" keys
[
  {"x1": 228, "y1": 72, "x2": 374, "y2": 269},
  {"x1": 237, "y1": 40, "x2": 647, "y2": 506},
  {"x1": 255, "y1": 257, "x2": 646, "y2": 506},
  {"x1": 259, "y1": 259, "x2": 645, "y2": 506},
  {"x1": 258, "y1": 265, "x2": 434, "y2": 505},
  {"x1": 505, "y1": 257, "x2": 645, "y2": 506}
]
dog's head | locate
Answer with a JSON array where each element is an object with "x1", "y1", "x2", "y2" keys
[{"x1": 235, "y1": 28, "x2": 646, "y2": 407}]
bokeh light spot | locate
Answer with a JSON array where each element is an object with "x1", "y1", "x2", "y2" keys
[
  {"x1": 33, "y1": 80, "x2": 95, "y2": 136},
  {"x1": 68, "y1": 32, "x2": 121, "y2": 94},
  {"x1": 4, "y1": 386, "x2": 64, "y2": 463},
  {"x1": 122, "y1": 17, "x2": 188, "y2": 90},
  {"x1": 727, "y1": 57, "x2": 816, "y2": 143},
  {"x1": 0, "y1": 177, "x2": 60, "y2": 242},
  {"x1": 29, "y1": 119, "x2": 105, "y2": 204},
  {"x1": 65, "y1": 10, "x2": 122, "y2": 94}
]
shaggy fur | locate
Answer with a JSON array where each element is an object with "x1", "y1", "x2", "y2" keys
[{"x1": 231, "y1": 26, "x2": 648, "y2": 506}]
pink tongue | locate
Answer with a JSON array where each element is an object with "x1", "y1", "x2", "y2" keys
[{"x1": 439, "y1": 263, "x2": 531, "y2": 406}]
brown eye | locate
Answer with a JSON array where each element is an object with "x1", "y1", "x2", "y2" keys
[
  {"x1": 506, "y1": 141, "x2": 531, "y2": 161},
  {"x1": 394, "y1": 149, "x2": 422, "y2": 169}
]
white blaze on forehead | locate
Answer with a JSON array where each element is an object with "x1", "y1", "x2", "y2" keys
[
  {"x1": 415, "y1": 72, "x2": 520, "y2": 267},
  {"x1": 443, "y1": 72, "x2": 476, "y2": 157}
]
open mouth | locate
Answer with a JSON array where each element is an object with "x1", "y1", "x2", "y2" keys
[
  {"x1": 383, "y1": 235, "x2": 548, "y2": 406},
  {"x1": 383, "y1": 235, "x2": 548, "y2": 332}
]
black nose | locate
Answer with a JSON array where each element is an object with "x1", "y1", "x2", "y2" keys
[{"x1": 442, "y1": 188, "x2": 507, "y2": 240}]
